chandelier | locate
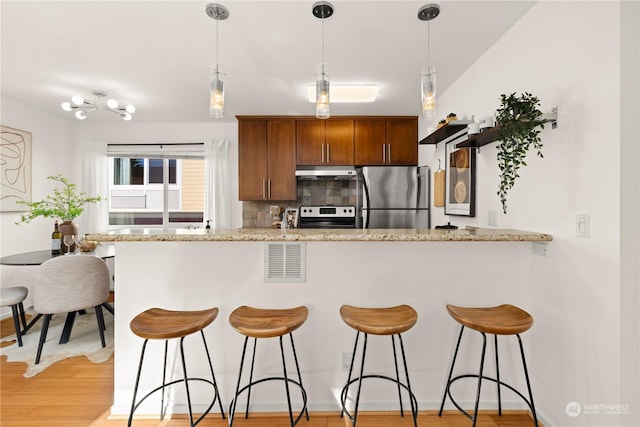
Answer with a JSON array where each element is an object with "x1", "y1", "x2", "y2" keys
[{"x1": 61, "y1": 90, "x2": 136, "y2": 121}]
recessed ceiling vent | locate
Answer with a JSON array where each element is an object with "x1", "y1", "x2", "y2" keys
[{"x1": 264, "y1": 242, "x2": 306, "y2": 283}]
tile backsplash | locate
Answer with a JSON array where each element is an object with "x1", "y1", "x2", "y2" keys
[{"x1": 243, "y1": 179, "x2": 359, "y2": 228}]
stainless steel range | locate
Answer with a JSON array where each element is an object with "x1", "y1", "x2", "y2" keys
[{"x1": 298, "y1": 205, "x2": 356, "y2": 229}]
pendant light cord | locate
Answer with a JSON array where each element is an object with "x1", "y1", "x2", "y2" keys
[
  {"x1": 427, "y1": 18, "x2": 431, "y2": 67},
  {"x1": 216, "y1": 17, "x2": 220, "y2": 75},
  {"x1": 321, "y1": 7, "x2": 326, "y2": 74}
]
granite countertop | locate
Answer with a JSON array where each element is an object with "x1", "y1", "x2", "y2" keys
[{"x1": 87, "y1": 227, "x2": 552, "y2": 242}]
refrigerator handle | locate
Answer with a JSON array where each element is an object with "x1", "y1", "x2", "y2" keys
[
  {"x1": 416, "y1": 167, "x2": 422, "y2": 208},
  {"x1": 363, "y1": 174, "x2": 371, "y2": 229}
]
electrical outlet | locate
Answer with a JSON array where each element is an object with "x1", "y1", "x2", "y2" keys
[
  {"x1": 342, "y1": 352, "x2": 353, "y2": 371},
  {"x1": 532, "y1": 242, "x2": 550, "y2": 257},
  {"x1": 488, "y1": 210, "x2": 498, "y2": 226}
]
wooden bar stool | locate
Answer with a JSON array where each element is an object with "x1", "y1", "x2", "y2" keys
[
  {"x1": 439, "y1": 304, "x2": 539, "y2": 426},
  {"x1": 127, "y1": 307, "x2": 225, "y2": 426},
  {"x1": 0, "y1": 286, "x2": 29, "y2": 347},
  {"x1": 228, "y1": 305, "x2": 309, "y2": 427},
  {"x1": 339, "y1": 304, "x2": 418, "y2": 427}
]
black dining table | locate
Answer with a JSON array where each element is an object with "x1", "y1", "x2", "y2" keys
[{"x1": 0, "y1": 244, "x2": 115, "y2": 343}]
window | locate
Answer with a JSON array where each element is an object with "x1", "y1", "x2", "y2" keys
[{"x1": 107, "y1": 144, "x2": 205, "y2": 227}]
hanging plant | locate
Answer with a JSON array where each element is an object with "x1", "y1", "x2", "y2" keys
[{"x1": 495, "y1": 92, "x2": 546, "y2": 214}]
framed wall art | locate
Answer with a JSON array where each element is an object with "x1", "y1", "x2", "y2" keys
[
  {"x1": 1, "y1": 125, "x2": 32, "y2": 212},
  {"x1": 445, "y1": 140, "x2": 475, "y2": 217}
]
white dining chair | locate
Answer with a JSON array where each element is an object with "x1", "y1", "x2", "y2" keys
[
  {"x1": 32, "y1": 255, "x2": 111, "y2": 364},
  {"x1": 0, "y1": 286, "x2": 29, "y2": 346}
]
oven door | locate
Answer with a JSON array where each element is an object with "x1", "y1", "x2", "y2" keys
[{"x1": 298, "y1": 218, "x2": 356, "y2": 229}]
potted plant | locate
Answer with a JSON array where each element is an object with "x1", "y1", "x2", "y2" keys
[
  {"x1": 15, "y1": 174, "x2": 103, "y2": 251},
  {"x1": 495, "y1": 92, "x2": 546, "y2": 214}
]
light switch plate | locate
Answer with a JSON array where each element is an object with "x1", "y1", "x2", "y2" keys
[
  {"x1": 532, "y1": 242, "x2": 550, "y2": 257},
  {"x1": 576, "y1": 213, "x2": 590, "y2": 238},
  {"x1": 488, "y1": 210, "x2": 498, "y2": 226}
]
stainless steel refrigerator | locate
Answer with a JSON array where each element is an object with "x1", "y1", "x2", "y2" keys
[{"x1": 360, "y1": 166, "x2": 430, "y2": 229}]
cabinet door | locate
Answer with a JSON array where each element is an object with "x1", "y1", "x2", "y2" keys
[
  {"x1": 386, "y1": 118, "x2": 418, "y2": 165},
  {"x1": 296, "y1": 120, "x2": 325, "y2": 165},
  {"x1": 267, "y1": 120, "x2": 297, "y2": 201},
  {"x1": 325, "y1": 120, "x2": 354, "y2": 165},
  {"x1": 238, "y1": 120, "x2": 268, "y2": 201},
  {"x1": 354, "y1": 119, "x2": 386, "y2": 166}
]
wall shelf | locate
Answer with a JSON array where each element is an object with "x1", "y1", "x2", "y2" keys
[{"x1": 419, "y1": 120, "x2": 472, "y2": 145}]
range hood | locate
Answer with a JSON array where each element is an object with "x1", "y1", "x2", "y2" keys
[{"x1": 295, "y1": 166, "x2": 358, "y2": 180}]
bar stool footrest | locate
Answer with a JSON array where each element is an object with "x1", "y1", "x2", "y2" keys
[
  {"x1": 229, "y1": 376, "x2": 308, "y2": 426},
  {"x1": 340, "y1": 374, "x2": 418, "y2": 422},
  {"x1": 444, "y1": 374, "x2": 536, "y2": 420},
  {"x1": 130, "y1": 377, "x2": 220, "y2": 426}
]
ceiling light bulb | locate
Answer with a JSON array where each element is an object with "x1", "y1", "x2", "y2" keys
[
  {"x1": 75, "y1": 110, "x2": 87, "y2": 120},
  {"x1": 125, "y1": 104, "x2": 136, "y2": 114},
  {"x1": 121, "y1": 113, "x2": 132, "y2": 121},
  {"x1": 71, "y1": 95, "x2": 84, "y2": 106},
  {"x1": 61, "y1": 101, "x2": 72, "y2": 111},
  {"x1": 107, "y1": 99, "x2": 118, "y2": 109}
]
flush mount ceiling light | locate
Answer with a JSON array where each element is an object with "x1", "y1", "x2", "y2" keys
[
  {"x1": 313, "y1": 1, "x2": 333, "y2": 119},
  {"x1": 206, "y1": 2, "x2": 229, "y2": 119},
  {"x1": 418, "y1": 3, "x2": 440, "y2": 119},
  {"x1": 306, "y1": 84, "x2": 379, "y2": 103},
  {"x1": 61, "y1": 90, "x2": 135, "y2": 121}
]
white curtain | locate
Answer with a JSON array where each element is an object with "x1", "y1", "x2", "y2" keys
[
  {"x1": 204, "y1": 139, "x2": 231, "y2": 229},
  {"x1": 80, "y1": 141, "x2": 109, "y2": 233}
]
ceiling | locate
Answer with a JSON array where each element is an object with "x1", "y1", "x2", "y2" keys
[{"x1": 1, "y1": 1, "x2": 536, "y2": 124}]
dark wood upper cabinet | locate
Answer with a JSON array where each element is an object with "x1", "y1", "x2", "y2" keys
[
  {"x1": 354, "y1": 118, "x2": 417, "y2": 166},
  {"x1": 296, "y1": 119, "x2": 354, "y2": 166}
]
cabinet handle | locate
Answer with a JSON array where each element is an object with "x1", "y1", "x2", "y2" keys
[
  {"x1": 268, "y1": 179, "x2": 272, "y2": 199},
  {"x1": 321, "y1": 143, "x2": 325, "y2": 163},
  {"x1": 387, "y1": 144, "x2": 391, "y2": 164},
  {"x1": 382, "y1": 144, "x2": 386, "y2": 163},
  {"x1": 326, "y1": 144, "x2": 330, "y2": 163},
  {"x1": 262, "y1": 179, "x2": 267, "y2": 200}
]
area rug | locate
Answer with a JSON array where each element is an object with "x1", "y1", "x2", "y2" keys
[{"x1": 0, "y1": 307, "x2": 114, "y2": 378}]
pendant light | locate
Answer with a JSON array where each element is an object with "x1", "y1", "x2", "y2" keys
[
  {"x1": 418, "y1": 4, "x2": 440, "y2": 119},
  {"x1": 313, "y1": 2, "x2": 333, "y2": 119},
  {"x1": 206, "y1": 3, "x2": 229, "y2": 118}
]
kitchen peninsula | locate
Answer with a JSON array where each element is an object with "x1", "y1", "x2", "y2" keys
[{"x1": 89, "y1": 227, "x2": 552, "y2": 417}]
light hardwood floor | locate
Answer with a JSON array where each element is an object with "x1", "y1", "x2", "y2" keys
[{"x1": 1, "y1": 317, "x2": 539, "y2": 427}]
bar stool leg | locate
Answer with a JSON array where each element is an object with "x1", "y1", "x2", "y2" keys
[
  {"x1": 471, "y1": 333, "x2": 488, "y2": 427},
  {"x1": 199, "y1": 330, "x2": 226, "y2": 419},
  {"x1": 177, "y1": 337, "x2": 195, "y2": 426},
  {"x1": 391, "y1": 335, "x2": 404, "y2": 416},
  {"x1": 341, "y1": 331, "x2": 361, "y2": 418},
  {"x1": 439, "y1": 326, "x2": 465, "y2": 416},
  {"x1": 279, "y1": 335, "x2": 295, "y2": 427},
  {"x1": 229, "y1": 336, "x2": 250, "y2": 427},
  {"x1": 10, "y1": 305, "x2": 23, "y2": 346},
  {"x1": 398, "y1": 334, "x2": 418, "y2": 427},
  {"x1": 160, "y1": 341, "x2": 168, "y2": 420},
  {"x1": 288, "y1": 332, "x2": 310, "y2": 420},
  {"x1": 494, "y1": 335, "x2": 502, "y2": 416},
  {"x1": 245, "y1": 338, "x2": 258, "y2": 419},
  {"x1": 517, "y1": 334, "x2": 539, "y2": 427},
  {"x1": 352, "y1": 333, "x2": 369, "y2": 427},
  {"x1": 128, "y1": 340, "x2": 149, "y2": 427}
]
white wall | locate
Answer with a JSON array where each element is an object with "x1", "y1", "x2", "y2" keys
[
  {"x1": 0, "y1": 98, "x2": 77, "y2": 312},
  {"x1": 418, "y1": 2, "x2": 638, "y2": 426}
]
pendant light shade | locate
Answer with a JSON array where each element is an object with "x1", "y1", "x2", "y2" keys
[
  {"x1": 206, "y1": 3, "x2": 229, "y2": 119},
  {"x1": 210, "y1": 69, "x2": 225, "y2": 118},
  {"x1": 421, "y1": 65, "x2": 436, "y2": 119},
  {"x1": 316, "y1": 63, "x2": 330, "y2": 119},
  {"x1": 313, "y1": 2, "x2": 333, "y2": 119},
  {"x1": 418, "y1": 4, "x2": 440, "y2": 119}
]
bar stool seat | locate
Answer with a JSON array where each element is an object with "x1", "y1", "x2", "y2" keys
[
  {"x1": 340, "y1": 304, "x2": 418, "y2": 427},
  {"x1": 128, "y1": 307, "x2": 225, "y2": 427},
  {"x1": 228, "y1": 305, "x2": 309, "y2": 427},
  {"x1": 0, "y1": 286, "x2": 29, "y2": 347},
  {"x1": 439, "y1": 304, "x2": 538, "y2": 426}
]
